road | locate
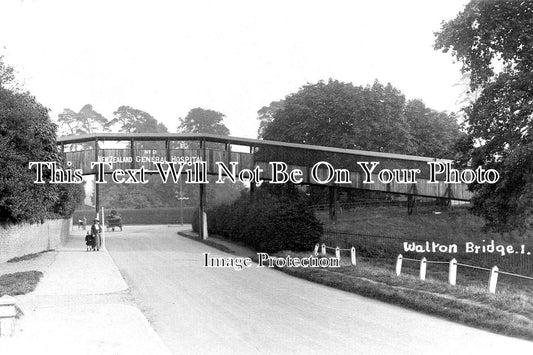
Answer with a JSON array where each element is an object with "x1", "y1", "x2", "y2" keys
[{"x1": 105, "y1": 225, "x2": 532, "y2": 354}]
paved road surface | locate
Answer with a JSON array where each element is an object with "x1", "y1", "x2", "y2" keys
[{"x1": 105, "y1": 225, "x2": 532, "y2": 354}]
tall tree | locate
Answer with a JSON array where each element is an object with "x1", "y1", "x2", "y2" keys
[
  {"x1": 0, "y1": 68, "x2": 83, "y2": 223},
  {"x1": 260, "y1": 79, "x2": 460, "y2": 157},
  {"x1": 177, "y1": 107, "x2": 230, "y2": 135},
  {"x1": 0, "y1": 55, "x2": 17, "y2": 91},
  {"x1": 107, "y1": 105, "x2": 168, "y2": 133},
  {"x1": 435, "y1": 0, "x2": 533, "y2": 233},
  {"x1": 404, "y1": 99, "x2": 464, "y2": 158},
  {"x1": 57, "y1": 104, "x2": 109, "y2": 136},
  {"x1": 257, "y1": 100, "x2": 284, "y2": 138}
]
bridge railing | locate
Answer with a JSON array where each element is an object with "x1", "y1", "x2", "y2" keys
[{"x1": 58, "y1": 133, "x2": 473, "y2": 201}]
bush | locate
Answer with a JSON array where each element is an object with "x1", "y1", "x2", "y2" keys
[
  {"x1": 1, "y1": 57, "x2": 84, "y2": 224},
  {"x1": 195, "y1": 186, "x2": 322, "y2": 253},
  {"x1": 0, "y1": 85, "x2": 84, "y2": 223}
]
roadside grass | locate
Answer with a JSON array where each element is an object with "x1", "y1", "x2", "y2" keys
[
  {"x1": 317, "y1": 204, "x2": 528, "y2": 244},
  {"x1": 313, "y1": 204, "x2": 533, "y2": 339},
  {"x1": 0, "y1": 271, "x2": 43, "y2": 297},
  {"x1": 318, "y1": 204, "x2": 533, "y2": 275},
  {"x1": 273, "y1": 250, "x2": 533, "y2": 341},
  {"x1": 7, "y1": 250, "x2": 54, "y2": 263},
  {"x1": 182, "y1": 227, "x2": 533, "y2": 340},
  {"x1": 177, "y1": 231, "x2": 235, "y2": 254},
  {"x1": 180, "y1": 203, "x2": 533, "y2": 341}
]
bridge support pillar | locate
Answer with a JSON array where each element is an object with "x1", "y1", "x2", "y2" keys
[
  {"x1": 329, "y1": 186, "x2": 337, "y2": 222},
  {"x1": 199, "y1": 138, "x2": 208, "y2": 240},
  {"x1": 94, "y1": 137, "x2": 100, "y2": 217},
  {"x1": 199, "y1": 183, "x2": 208, "y2": 240},
  {"x1": 95, "y1": 182, "x2": 100, "y2": 217}
]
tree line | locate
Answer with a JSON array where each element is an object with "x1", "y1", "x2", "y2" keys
[{"x1": 258, "y1": 79, "x2": 463, "y2": 159}]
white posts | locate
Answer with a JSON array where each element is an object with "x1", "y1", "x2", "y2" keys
[
  {"x1": 392, "y1": 255, "x2": 500, "y2": 294},
  {"x1": 201, "y1": 211, "x2": 208, "y2": 240},
  {"x1": 396, "y1": 254, "x2": 403, "y2": 275},
  {"x1": 489, "y1": 266, "x2": 499, "y2": 294},
  {"x1": 449, "y1": 258, "x2": 457, "y2": 285},
  {"x1": 419, "y1": 257, "x2": 427, "y2": 280},
  {"x1": 319, "y1": 245, "x2": 356, "y2": 265}
]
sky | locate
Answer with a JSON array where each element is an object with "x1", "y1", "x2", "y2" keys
[{"x1": 0, "y1": 0, "x2": 469, "y2": 139}]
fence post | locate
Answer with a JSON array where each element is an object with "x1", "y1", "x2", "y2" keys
[
  {"x1": 313, "y1": 244, "x2": 319, "y2": 256},
  {"x1": 395, "y1": 254, "x2": 403, "y2": 276},
  {"x1": 335, "y1": 247, "x2": 340, "y2": 260},
  {"x1": 351, "y1": 247, "x2": 356, "y2": 266},
  {"x1": 420, "y1": 257, "x2": 427, "y2": 280},
  {"x1": 321, "y1": 243, "x2": 326, "y2": 256},
  {"x1": 448, "y1": 258, "x2": 457, "y2": 286},
  {"x1": 489, "y1": 266, "x2": 499, "y2": 294}
]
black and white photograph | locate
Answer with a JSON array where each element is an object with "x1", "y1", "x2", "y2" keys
[{"x1": 1, "y1": 0, "x2": 533, "y2": 354}]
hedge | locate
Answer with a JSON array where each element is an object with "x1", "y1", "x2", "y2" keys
[
  {"x1": 72, "y1": 207, "x2": 195, "y2": 225},
  {"x1": 193, "y1": 187, "x2": 322, "y2": 253}
]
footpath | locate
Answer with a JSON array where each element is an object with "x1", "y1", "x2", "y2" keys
[{"x1": 0, "y1": 230, "x2": 171, "y2": 355}]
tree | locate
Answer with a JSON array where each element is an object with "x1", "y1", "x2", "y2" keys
[
  {"x1": 404, "y1": 99, "x2": 464, "y2": 158},
  {"x1": 260, "y1": 79, "x2": 460, "y2": 157},
  {"x1": 177, "y1": 108, "x2": 230, "y2": 135},
  {"x1": 57, "y1": 104, "x2": 109, "y2": 136},
  {"x1": 107, "y1": 105, "x2": 168, "y2": 134},
  {"x1": 0, "y1": 73, "x2": 83, "y2": 223},
  {"x1": 435, "y1": 0, "x2": 533, "y2": 90},
  {"x1": 435, "y1": 0, "x2": 533, "y2": 233},
  {"x1": 257, "y1": 100, "x2": 284, "y2": 138},
  {"x1": 262, "y1": 80, "x2": 406, "y2": 151},
  {"x1": 0, "y1": 55, "x2": 17, "y2": 91}
]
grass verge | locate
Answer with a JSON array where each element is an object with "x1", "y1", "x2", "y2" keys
[
  {"x1": 178, "y1": 230, "x2": 533, "y2": 341},
  {"x1": 274, "y1": 251, "x2": 533, "y2": 341},
  {"x1": 7, "y1": 250, "x2": 54, "y2": 263},
  {"x1": 0, "y1": 271, "x2": 43, "y2": 297},
  {"x1": 317, "y1": 205, "x2": 498, "y2": 241}
]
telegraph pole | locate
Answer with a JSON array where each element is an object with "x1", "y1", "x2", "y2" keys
[{"x1": 177, "y1": 178, "x2": 189, "y2": 226}]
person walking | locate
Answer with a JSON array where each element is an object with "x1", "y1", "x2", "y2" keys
[{"x1": 91, "y1": 218, "x2": 102, "y2": 251}]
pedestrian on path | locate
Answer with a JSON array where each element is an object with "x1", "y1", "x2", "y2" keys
[{"x1": 91, "y1": 218, "x2": 102, "y2": 251}]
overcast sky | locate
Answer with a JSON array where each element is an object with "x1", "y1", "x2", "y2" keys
[{"x1": 1, "y1": 0, "x2": 468, "y2": 139}]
